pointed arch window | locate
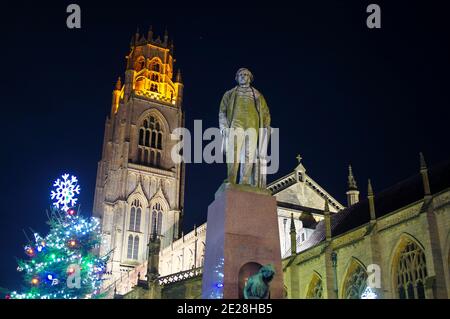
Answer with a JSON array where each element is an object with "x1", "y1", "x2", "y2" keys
[
  {"x1": 133, "y1": 236, "x2": 139, "y2": 260},
  {"x1": 137, "y1": 115, "x2": 163, "y2": 167},
  {"x1": 150, "y1": 83, "x2": 159, "y2": 92},
  {"x1": 127, "y1": 235, "x2": 139, "y2": 260},
  {"x1": 135, "y1": 57, "x2": 145, "y2": 72},
  {"x1": 306, "y1": 273, "x2": 323, "y2": 299},
  {"x1": 151, "y1": 203, "x2": 163, "y2": 237},
  {"x1": 395, "y1": 240, "x2": 427, "y2": 299},
  {"x1": 129, "y1": 199, "x2": 142, "y2": 232},
  {"x1": 152, "y1": 63, "x2": 160, "y2": 72},
  {"x1": 127, "y1": 235, "x2": 133, "y2": 259},
  {"x1": 342, "y1": 261, "x2": 367, "y2": 299}
]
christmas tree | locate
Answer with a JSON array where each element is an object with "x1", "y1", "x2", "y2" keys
[{"x1": 9, "y1": 174, "x2": 110, "y2": 299}]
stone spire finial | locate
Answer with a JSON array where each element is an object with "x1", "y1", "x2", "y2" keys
[
  {"x1": 290, "y1": 213, "x2": 296, "y2": 233},
  {"x1": 296, "y1": 154, "x2": 302, "y2": 164},
  {"x1": 348, "y1": 165, "x2": 358, "y2": 191},
  {"x1": 147, "y1": 25, "x2": 153, "y2": 41},
  {"x1": 289, "y1": 213, "x2": 297, "y2": 256},
  {"x1": 324, "y1": 200, "x2": 331, "y2": 240},
  {"x1": 115, "y1": 77, "x2": 121, "y2": 90},
  {"x1": 135, "y1": 27, "x2": 140, "y2": 44},
  {"x1": 324, "y1": 199, "x2": 330, "y2": 214},
  {"x1": 346, "y1": 165, "x2": 360, "y2": 206},
  {"x1": 419, "y1": 152, "x2": 431, "y2": 196},
  {"x1": 420, "y1": 152, "x2": 427, "y2": 171},
  {"x1": 176, "y1": 69, "x2": 183, "y2": 83},
  {"x1": 367, "y1": 179, "x2": 376, "y2": 221},
  {"x1": 164, "y1": 27, "x2": 169, "y2": 45},
  {"x1": 368, "y1": 179, "x2": 374, "y2": 197}
]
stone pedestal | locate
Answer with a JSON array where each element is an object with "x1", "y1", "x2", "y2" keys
[{"x1": 201, "y1": 183, "x2": 284, "y2": 299}]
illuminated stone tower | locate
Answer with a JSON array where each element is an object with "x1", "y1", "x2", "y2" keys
[{"x1": 93, "y1": 28, "x2": 185, "y2": 283}]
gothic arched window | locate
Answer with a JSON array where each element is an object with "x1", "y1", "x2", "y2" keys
[
  {"x1": 133, "y1": 236, "x2": 139, "y2": 260},
  {"x1": 150, "y1": 83, "x2": 159, "y2": 92},
  {"x1": 137, "y1": 115, "x2": 163, "y2": 167},
  {"x1": 151, "y1": 203, "x2": 163, "y2": 237},
  {"x1": 129, "y1": 207, "x2": 135, "y2": 230},
  {"x1": 127, "y1": 235, "x2": 133, "y2": 259},
  {"x1": 395, "y1": 240, "x2": 427, "y2": 299},
  {"x1": 135, "y1": 57, "x2": 145, "y2": 72},
  {"x1": 127, "y1": 235, "x2": 139, "y2": 260},
  {"x1": 151, "y1": 130, "x2": 156, "y2": 147},
  {"x1": 129, "y1": 199, "x2": 142, "y2": 232},
  {"x1": 342, "y1": 260, "x2": 367, "y2": 299},
  {"x1": 157, "y1": 133, "x2": 162, "y2": 150},
  {"x1": 306, "y1": 273, "x2": 323, "y2": 299},
  {"x1": 151, "y1": 74, "x2": 159, "y2": 81},
  {"x1": 152, "y1": 63, "x2": 160, "y2": 72},
  {"x1": 139, "y1": 129, "x2": 144, "y2": 145}
]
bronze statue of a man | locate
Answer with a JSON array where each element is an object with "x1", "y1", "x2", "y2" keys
[{"x1": 219, "y1": 68, "x2": 271, "y2": 187}]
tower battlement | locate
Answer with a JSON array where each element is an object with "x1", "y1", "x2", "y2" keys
[{"x1": 112, "y1": 27, "x2": 183, "y2": 115}]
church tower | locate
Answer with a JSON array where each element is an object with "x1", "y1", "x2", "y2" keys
[{"x1": 93, "y1": 27, "x2": 185, "y2": 283}]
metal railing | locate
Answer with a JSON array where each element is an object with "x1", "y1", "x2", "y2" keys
[{"x1": 158, "y1": 267, "x2": 203, "y2": 286}]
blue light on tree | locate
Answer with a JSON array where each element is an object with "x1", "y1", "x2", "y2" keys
[
  {"x1": 209, "y1": 257, "x2": 224, "y2": 299},
  {"x1": 10, "y1": 173, "x2": 110, "y2": 299},
  {"x1": 50, "y1": 174, "x2": 80, "y2": 212}
]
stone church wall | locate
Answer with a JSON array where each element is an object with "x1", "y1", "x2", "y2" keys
[{"x1": 283, "y1": 188, "x2": 450, "y2": 299}]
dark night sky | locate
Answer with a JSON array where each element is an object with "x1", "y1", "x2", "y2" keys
[{"x1": 1, "y1": 1, "x2": 449, "y2": 292}]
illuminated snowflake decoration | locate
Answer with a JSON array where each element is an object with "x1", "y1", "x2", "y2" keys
[
  {"x1": 50, "y1": 174, "x2": 80, "y2": 212},
  {"x1": 361, "y1": 286, "x2": 378, "y2": 299}
]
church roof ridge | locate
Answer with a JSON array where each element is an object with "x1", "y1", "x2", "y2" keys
[
  {"x1": 267, "y1": 170, "x2": 344, "y2": 210},
  {"x1": 298, "y1": 158, "x2": 450, "y2": 253}
]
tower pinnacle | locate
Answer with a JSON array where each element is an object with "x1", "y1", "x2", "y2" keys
[
  {"x1": 346, "y1": 164, "x2": 360, "y2": 206},
  {"x1": 176, "y1": 69, "x2": 183, "y2": 83},
  {"x1": 115, "y1": 77, "x2": 122, "y2": 90},
  {"x1": 348, "y1": 165, "x2": 358, "y2": 191}
]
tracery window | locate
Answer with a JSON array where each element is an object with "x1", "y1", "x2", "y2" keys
[
  {"x1": 343, "y1": 262, "x2": 367, "y2": 299},
  {"x1": 135, "y1": 57, "x2": 145, "y2": 72},
  {"x1": 133, "y1": 236, "x2": 139, "y2": 260},
  {"x1": 151, "y1": 203, "x2": 163, "y2": 236},
  {"x1": 152, "y1": 63, "x2": 160, "y2": 72},
  {"x1": 127, "y1": 235, "x2": 139, "y2": 260},
  {"x1": 128, "y1": 199, "x2": 142, "y2": 232},
  {"x1": 137, "y1": 115, "x2": 163, "y2": 167},
  {"x1": 150, "y1": 83, "x2": 159, "y2": 92},
  {"x1": 306, "y1": 274, "x2": 323, "y2": 299},
  {"x1": 395, "y1": 240, "x2": 427, "y2": 299}
]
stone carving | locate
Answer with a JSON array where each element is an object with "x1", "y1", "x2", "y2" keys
[
  {"x1": 219, "y1": 68, "x2": 271, "y2": 188},
  {"x1": 243, "y1": 264, "x2": 275, "y2": 299}
]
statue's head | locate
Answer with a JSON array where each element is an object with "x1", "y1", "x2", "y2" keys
[
  {"x1": 235, "y1": 68, "x2": 253, "y2": 87},
  {"x1": 259, "y1": 264, "x2": 275, "y2": 283}
]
